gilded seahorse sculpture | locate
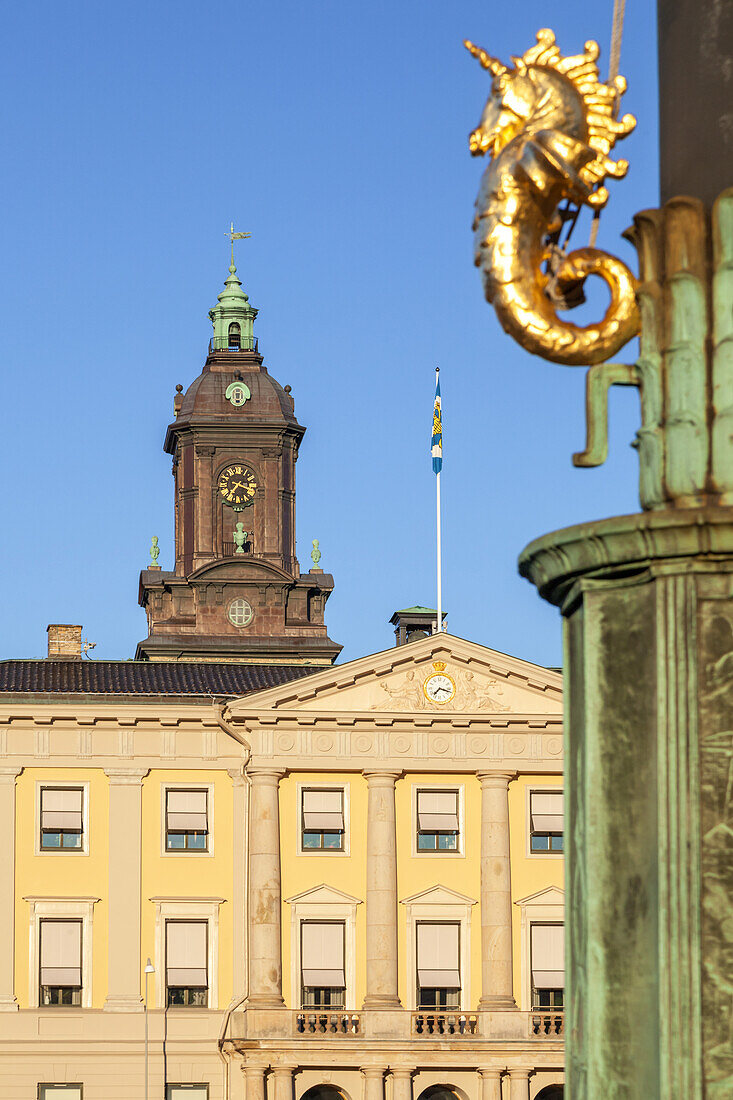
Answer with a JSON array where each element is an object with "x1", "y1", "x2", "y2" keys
[{"x1": 466, "y1": 28, "x2": 639, "y2": 366}]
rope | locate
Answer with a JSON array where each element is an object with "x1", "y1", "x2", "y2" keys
[{"x1": 589, "y1": 0, "x2": 627, "y2": 247}]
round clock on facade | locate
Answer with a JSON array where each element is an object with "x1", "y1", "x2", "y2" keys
[
  {"x1": 218, "y1": 465, "x2": 257, "y2": 508},
  {"x1": 423, "y1": 665, "x2": 456, "y2": 705}
]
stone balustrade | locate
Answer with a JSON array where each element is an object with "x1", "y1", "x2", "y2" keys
[
  {"x1": 530, "y1": 1012, "x2": 564, "y2": 1037},
  {"x1": 295, "y1": 1011, "x2": 362, "y2": 1035},
  {"x1": 411, "y1": 1012, "x2": 478, "y2": 1036},
  {"x1": 226, "y1": 1008, "x2": 564, "y2": 1042}
]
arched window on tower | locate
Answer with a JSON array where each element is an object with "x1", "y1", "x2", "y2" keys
[{"x1": 228, "y1": 322, "x2": 241, "y2": 349}]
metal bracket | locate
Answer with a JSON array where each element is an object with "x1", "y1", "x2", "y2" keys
[{"x1": 573, "y1": 362, "x2": 640, "y2": 467}]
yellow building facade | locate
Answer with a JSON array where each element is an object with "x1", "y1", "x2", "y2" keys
[{"x1": 0, "y1": 630, "x2": 564, "y2": 1100}]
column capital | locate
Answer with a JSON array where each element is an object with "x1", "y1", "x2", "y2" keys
[
  {"x1": 361, "y1": 1067, "x2": 388, "y2": 1078},
  {"x1": 247, "y1": 764, "x2": 286, "y2": 783},
  {"x1": 389, "y1": 1067, "x2": 416, "y2": 1079},
  {"x1": 0, "y1": 766, "x2": 22, "y2": 782},
  {"x1": 476, "y1": 771, "x2": 516, "y2": 787},
  {"x1": 270, "y1": 1064, "x2": 298, "y2": 1076},
  {"x1": 477, "y1": 1068, "x2": 503, "y2": 1078},
  {"x1": 362, "y1": 768, "x2": 402, "y2": 784},
  {"x1": 227, "y1": 765, "x2": 246, "y2": 786},
  {"x1": 104, "y1": 767, "x2": 149, "y2": 785},
  {"x1": 506, "y1": 1068, "x2": 532, "y2": 1080},
  {"x1": 241, "y1": 1061, "x2": 269, "y2": 1076}
]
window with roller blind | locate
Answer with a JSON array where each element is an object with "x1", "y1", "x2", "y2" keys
[
  {"x1": 300, "y1": 787, "x2": 345, "y2": 852},
  {"x1": 529, "y1": 791, "x2": 564, "y2": 853},
  {"x1": 38, "y1": 1087, "x2": 84, "y2": 1098},
  {"x1": 416, "y1": 788, "x2": 460, "y2": 852},
  {"x1": 166, "y1": 921, "x2": 208, "y2": 1007},
  {"x1": 165, "y1": 789, "x2": 208, "y2": 851},
  {"x1": 39, "y1": 920, "x2": 82, "y2": 1006},
  {"x1": 416, "y1": 922, "x2": 460, "y2": 1008},
  {"x1": 531, "y1": 923, "x2": 564, "y2": 1008},
  {"x1": 40, "y1": 787, "x2": 84, "y2": 851},
  {"x1": 300, "y1": 921, "x2": 346, "y2": 1008},
  {"x1": 166, "y1": 1088, "x2": 209, "y2": 1100}
]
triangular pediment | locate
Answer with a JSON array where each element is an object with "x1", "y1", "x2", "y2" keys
[
  {"x1": 401, "y1": 884, "x2": 478, "y2": 907},
  {"x1": 228, "y1": 632, "x2": 562, "y2": 716},
  {"x1": 284, "y1": 883, "x2": 362, "y2": 906},
  {"x1": 515, "y1": 885, "x2": 565, "y2": 907}
]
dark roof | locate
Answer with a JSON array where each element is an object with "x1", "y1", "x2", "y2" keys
[{"x1": 0, "y1": 660, "x2": 320, "y2": 697}]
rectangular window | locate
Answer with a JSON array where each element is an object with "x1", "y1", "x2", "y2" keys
[
  {"x1": 530, "y1": 791, "x2": 564, "y2": 852},
  {"x1": 166, "y1": 790, "x2": 208, "y2": 852},
  {"x1": 300, "y1": 921, "x2": 346, "y2": 1008},
  {"x1": 40, "y1": 788, "x2": 83, "y2": 851},
  {"x1": 301, "y1": 788, "x2": 344, "y2": 851},
  {"x1": 531, "y1": 923, "x2": 564, "y2": 1008},
  {"x1": 166, "y1": 1089, "x2": 209, "y2": 1100},
  {"x1": 416, "y1": 789, "x2": 459, "y2": 852},
  {"x1": 166, "y1": 921, "x2": 208, "y2": 1007},
  {"x1": 39, "y1": 920, "x2": 82, "y2": 1006},
  {"x1": 39, "y1": 1088, "x2": 83, "y2": 1099},
  {"x1": 416, "y1": 922, "x2": 460, "y2": 1008}
]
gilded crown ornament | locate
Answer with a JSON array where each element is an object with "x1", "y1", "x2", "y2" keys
[{"x1": 465, "y1": 28, "x2": 639, "y2": 366}]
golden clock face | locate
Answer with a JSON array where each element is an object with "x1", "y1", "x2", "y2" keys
[
  {"x1": 218, "y1": 465, "x2": 257, "y2": 508},
  {"x1": 423, "y1": 672, "x2": 456, "y2": 705}
]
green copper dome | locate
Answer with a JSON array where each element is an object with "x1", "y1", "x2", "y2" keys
[{"x1": 208, "y1": 262, "x2": 258, "y2": 352}]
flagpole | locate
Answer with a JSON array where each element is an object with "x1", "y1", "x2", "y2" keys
[
  {"x1": 434, "y1": 366, "x2": 442, "y2": 633},
  {"x1": 436, "y1": 464, "x2": 442, "y2": 633}
]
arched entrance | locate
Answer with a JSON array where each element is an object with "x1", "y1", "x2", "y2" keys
[
  {"x1": 300, "y1": 1085, "x2": 350, "y2": 1100},
  {"x1": 534, "y1": 1086, "x2": 564, "y2": 1100},
  {"x1": 416, "y1": 1086, "x2": 465, "y2": 1100}
]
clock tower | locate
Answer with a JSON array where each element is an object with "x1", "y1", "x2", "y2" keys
[{"x1": 136, "y1": 257, "x2": 341, "y2": 664}]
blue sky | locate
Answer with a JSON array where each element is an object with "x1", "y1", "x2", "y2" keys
[{"x1": 0, "y1": 0, "x2": 659, "y2": 667}]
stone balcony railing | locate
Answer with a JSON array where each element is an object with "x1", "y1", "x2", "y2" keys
[
  {"x1": 530, "y1": 1012, "x2": 564, "y2": 1037},
  {"x1": 225, "y1": 1008, "x2": 564, "y2": 1043}
]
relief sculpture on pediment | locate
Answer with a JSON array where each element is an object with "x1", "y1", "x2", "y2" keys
[
  {"x1": 456, "y1": 669, "x2": 510, "y2": 711},
  {"x1": 375, "y1": 665, "x2": 510, "y2": 711},
  {"x1": 377, "y1": 670, "x2": 427, "y2": 710}
]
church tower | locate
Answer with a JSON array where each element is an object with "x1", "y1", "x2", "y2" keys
[{"x1": 136, "y1": 254, "x2": 341, "y2": 664}]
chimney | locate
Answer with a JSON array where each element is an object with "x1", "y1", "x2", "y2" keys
[{"x1": 47, "y1": 624, "x2": 83, "y2": 660}]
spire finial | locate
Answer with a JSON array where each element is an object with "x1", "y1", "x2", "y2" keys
[{"x1": 227, "y1": 222, "x2": 252, "y2": 270}]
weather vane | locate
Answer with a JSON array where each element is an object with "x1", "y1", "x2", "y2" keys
[{"x1": 227, "y1": 221, "x2": 251, "y2": 268}]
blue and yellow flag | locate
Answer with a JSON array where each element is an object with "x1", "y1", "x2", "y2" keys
[{"x1": 431, "y1": 370, "x2": 442, "y2": 474}]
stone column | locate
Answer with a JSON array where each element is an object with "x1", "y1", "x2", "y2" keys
[
  {"x1": 104, "y1": 768, "x2": 148, "y2": 1011},
  {"x1": 0, "y1": 767, "x2": 21, "y2": 1011},
  {"x1": 477, "y1": 1068, "x2": 502, "y2": 1100},
  {"x1": 228, "y1": 766, "x2": 247, "y2": 1003},
  {"x1": 477, "y1": 772, "x2": 516, "y2": 1008},
  {"x1": 362, "y1": 770, "x2": 401, "y2": 1008},
  {"x1": 506, "y1": 1069, "x2": 531, "y2": 1100},
  {"x1": 390, "y1": 1067, "x2": 414, "y2": 1100},
  {"x1": 361, "y1": 1067, "x2": 386, "y2": 1100},
  {"x1": 271, "y1": 1065, "x2": 295, "y2": 1100},
  {"x1": 241, "y1": 1061, "x2": 267, "y2": 1100},
  {"x1": 247, "y1": 766, "x2": 285, "y2": 1007}
]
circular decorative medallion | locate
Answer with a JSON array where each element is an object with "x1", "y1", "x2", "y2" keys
[
  {"x1": 432, "y1": 736, "x2": 450, "y2": 754},
  {"x1": 228, "y1": 598, "x2": 254, "y2": 628},
  {"x1": 508, "y1": 736, "x2": 525, "y2": 755},
  {"x1": 393, "y1": 736, "x2": 411, "y2": 754},
  {"x1": 546, "y1": 737, "x2": 563, "y2": 756},
  {"x1": 277, "y1": 734, "x2": 295, "y2": 752},
  {"x1": 422, "y1": 662, "x2": 457, "y2": 705},
  {"x1": 316, "y1": 735, "x2": 334, "y2": 752},
  {"x1": 354, "y1": 735, "x2": 373, "y2": 753},
  {"x1": 225, "y1": 381, "x2": 251, "y2": 407},
  {"x1": 470, "y1": 736, "x2": 488, "y2": 755}
]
